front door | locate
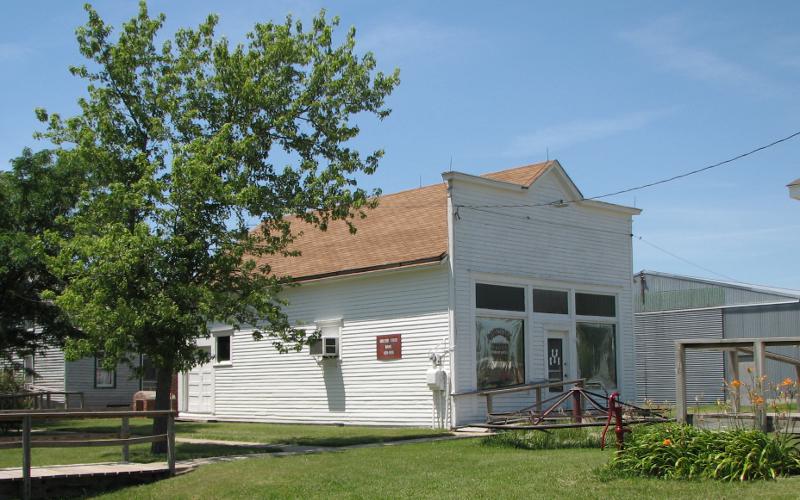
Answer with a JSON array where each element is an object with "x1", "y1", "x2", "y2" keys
[
  {"x1": 187, "y1": 346, "x2": 214, "y2": 414},
  {"x1": 546, "y1": 330, "x2": 569, "y2": 393}
]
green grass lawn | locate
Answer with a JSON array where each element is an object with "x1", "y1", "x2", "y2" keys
[
  {"x1": 0, "y1": 419, "x2": 447, "y2": 468},
  {"x1": 94, "y1": 439, "x2": 800, "y2": 499},
  {"x1": 0, "y1": 442, "x2": 274, "y2": 468},
  {"x1": 36, "y1": 418, "x2": 447, "y2": 446}
]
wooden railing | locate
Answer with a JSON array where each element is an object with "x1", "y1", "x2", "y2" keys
[
  {"x1": 0, "y1": 390, "x2": 85, "y2": 410},
  {"x1": 0, "y1": 409, "x2": 176, "y2": 500},
  {"x1": 453, "y1": 378, "x2": 586, "y2": 416}
]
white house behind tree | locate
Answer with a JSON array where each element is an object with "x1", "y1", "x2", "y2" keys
[{"x1": 178, "y1": 160, "x2": 641, "y2": 428}]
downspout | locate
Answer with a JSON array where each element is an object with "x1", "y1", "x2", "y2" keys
[{"x1": 446, "y1": 177, "x2": 457, "y2": 429}]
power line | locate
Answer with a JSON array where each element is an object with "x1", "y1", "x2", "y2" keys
[
  {"x1": 634, "y1": 235, "x2": 740, "y2": 282},
  {"x1": 457, "y1": 129, "x2": 800, "y2": 209}
]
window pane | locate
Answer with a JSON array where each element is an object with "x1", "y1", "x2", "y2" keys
[
  {"x1": 575, "y1": 293, "x2": 615, "y2": 317},
  {"x1": 476, "y1": 284, "x2": 525, "y2": 312},
  {"x1": 532, "y1": 289, "x2": 569, "y2": 314},
  {"x1": 476, "y1": 317, "x2": 525, "y2": 390},
  {"x1": 217, "y1": 336, "x2": 231, "y2": 362},
  {"x1": 576, "y1": 322, "x2": 616, "y2": 389},
  {"x1": 141, "y1": 355, "x2": 158, "y2": 391},
  {"x1": 95, "y1": 356, "x2": 115, "y2": 388}
]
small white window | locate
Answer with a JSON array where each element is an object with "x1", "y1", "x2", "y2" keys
[
  {"x1": 215, "y1": 335, "x2": 232, "y2": 364},
  {"x1": 94, "y1": 355, "x2": 116, "y2": 388}
]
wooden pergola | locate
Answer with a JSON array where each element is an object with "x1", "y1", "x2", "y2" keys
[{"x1": 675, "y1": 337, "x2": 800, "y2": 432}]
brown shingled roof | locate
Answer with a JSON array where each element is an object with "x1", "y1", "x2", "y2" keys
[{"x1": 255, "y1": 161, "x2": 552, "y2": 281}]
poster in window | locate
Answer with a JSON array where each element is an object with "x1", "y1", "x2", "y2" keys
[
  {"x1": 476, "y1": 317, "x2": 524, "y2": 390},
  {"x1": 576, "y1": 322, "x2": 616, "y2": 389}
]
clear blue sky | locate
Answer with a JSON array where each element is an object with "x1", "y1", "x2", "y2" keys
[{"x1": 2, "y1": 1, "x2": 799, "y2": 288}]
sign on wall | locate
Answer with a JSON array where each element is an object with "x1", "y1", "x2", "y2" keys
[{"x1": 376, "y1": 334, "x2": 402, "y2": 360}]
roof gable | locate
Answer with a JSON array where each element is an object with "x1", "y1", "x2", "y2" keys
[{"x1": 252, "y1": 161, "x2": 606, "y2": 281}]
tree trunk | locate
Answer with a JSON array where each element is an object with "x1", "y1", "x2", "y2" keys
[{"x1": 150, "y1": 366, "x2": 173, "y2": 454}]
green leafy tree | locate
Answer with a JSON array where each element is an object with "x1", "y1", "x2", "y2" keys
[
  {"x1": 0, "y1": 149, "x2": 84, "y2": 361},
  {"x1": 39, "y1": 2, "x2": 398, "y2": 451}
]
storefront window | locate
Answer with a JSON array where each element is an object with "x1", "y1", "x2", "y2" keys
[
  {"x1": 576, "y1": 322, "x2": 616, "y2": 389},
  {"x1": 476, "y1": 317, "x2": 525, "y2": 389}
]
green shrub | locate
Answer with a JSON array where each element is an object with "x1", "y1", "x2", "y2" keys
[
  {"x1": 482, "y1": 428, "x2": 602, "y2": 450},
  {"x1": 607, "y1": 423, "x2": 800, "y2": 481}
]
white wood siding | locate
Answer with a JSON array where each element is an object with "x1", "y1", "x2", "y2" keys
[
  {"x1": 31, "y1": 346, "x2": 65, "y2": 402},
  {"x1": 450, "y1": 170, "x2": 637, "y2": 425},
  {"x1": 201, "y1": 265, "x2": 450, "y2": 426},
  {"x1": 65, "y1": 357, "x2": 141, "y2": 408}
]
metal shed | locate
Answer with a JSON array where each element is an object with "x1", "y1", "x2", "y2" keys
[{"x1": 633, "y1": 271, "x2": 800, "y2": 403}]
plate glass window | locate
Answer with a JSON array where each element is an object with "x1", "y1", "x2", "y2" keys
[
  {"x1": 575, "y1": 293, "x2": 615, "y2": 317},
  {"x1": 476, "y1": 284, "x2": 525, "y2": 312},
  {"x1": 216, "y1": 336, "x2": 231, "y2": 363},
  {"x1": 476, "y1": 317, "x2": 525, "y2": 389},
  {"x1": 576, "y1": 323, "x2": 616, "y2": 389},
  {"x1": 532, "y1": 289, "x2": 569, "y2": 315}
]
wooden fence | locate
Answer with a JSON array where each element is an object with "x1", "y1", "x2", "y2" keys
[
  {"x1": 0, "y1": 390, "x2": 85, "y2": 410},
  {"x1": 0, "y1": 409, "x2": 176, "y2": 500}
]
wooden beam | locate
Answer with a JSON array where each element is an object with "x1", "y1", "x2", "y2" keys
[
  {"x1": 121, "y1": 416, "x2": 130, "y2": 463},
  {"x1": 678, "y1": 337, "x2": 800, "y2": 349},
  {"x1": 675, "y1": 342, "x2": 687, "y2": 424},
  {"x1": 22, "y1": 415, "x2": 31, "y2": 500},
  {"x1": 754, "y1": 341, "x2": 767, "y2": 432},
  {"x1": 0, "y1": 410, "x2": 176, "y2": 421},
  {"x1": 30, "y1": 434, "x2": 168, "y2": 448},
  {"x1": 725, "y1": 350, "x2": 740, "y2": 413}
]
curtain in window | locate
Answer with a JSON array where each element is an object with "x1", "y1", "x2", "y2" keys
[{"x1": 476, "y1": 317, "x2": 524, "y2": 389}]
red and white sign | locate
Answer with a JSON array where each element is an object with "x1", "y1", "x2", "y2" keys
[{"x1": 376, "y1": 334, "x2": 402, "y2": 360}]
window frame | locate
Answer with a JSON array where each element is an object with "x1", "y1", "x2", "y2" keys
[
  {"x1": 474, "y1": 280, "x2": 529, "y2": 390},
  {"x1": 94, "y1": 355, "x2": 117, "y2": 389},
  {"x1": 213, "y1": 330, "x2": 234, "y2": 367}
]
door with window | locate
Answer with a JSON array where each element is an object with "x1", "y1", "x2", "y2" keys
[
  {"x1": 187, "y1": 346, "x2": 214, "y2": 414},
  {"x1": 546, "y1": 330, "x2": 569, "y2": 392}
]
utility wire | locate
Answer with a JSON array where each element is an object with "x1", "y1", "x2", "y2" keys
[
  {"x1": 634, "y1": 235, "x2": 740, "y2": 282},
  {"x1": 457, "y1": 129, "x2": 800, "y2": 209}
]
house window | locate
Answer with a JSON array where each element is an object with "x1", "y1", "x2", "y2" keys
[
  {"x1": 216, "y1": 335, "x2": 231, "y2": 363},
  {"x1": 476, "y1": 317, "x2": 525, "y2": 390},
  {"x1": 576, "y1": 322, "x2": 616, "y2": 389},
  {"x1": 94, "y1": 355, "x2": 116, "y2": 388},
  {"x1": 140, "y1": 355, "x2": 158, "y2": 391},
  {"x1": 475, "y1": 284, "x2": 525, "y2": 312},
  {"x1": 575, "y1": 293, "x2": 616, "y2": 317},
  {"x1": 532, "y1": 289, "x2": 569, "y2": 314}
]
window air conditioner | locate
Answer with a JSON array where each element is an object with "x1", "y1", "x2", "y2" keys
[{"x1": 310, "y1": 336, "x2": 339, "y2": 358}]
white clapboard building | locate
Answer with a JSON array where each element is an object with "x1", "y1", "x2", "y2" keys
[{"x1": 178, "y1": 160, "x2": 640, "y2": 428}]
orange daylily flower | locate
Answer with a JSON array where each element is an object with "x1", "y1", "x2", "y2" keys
[
  {"x1": 663, "y1": 438, "x2": 672, "y2": 446},
  {"x1": 752, "y1": 396, "x2": 765, "y2": 405},
  {"x1": 730, "y1": 380, "x2": 742, "y2": 389},
  {"x1": 781, "y1": 378, "x2": 793, "y2": 387}
]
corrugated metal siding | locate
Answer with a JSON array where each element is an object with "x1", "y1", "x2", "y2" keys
[
  {"x1": 635, "y1": 309, "x2": 724, "y2": 404},
  {"x1": 451, "y1": 170, "x2": 637, "y2": 424},
  {"x1": 206, "y1": 265, "x2": 451, "y2": 427},
  {"x1": 634, "y1": 274, "x2": 795, "y2": 313},
  {"x1": 723, "y1": 303, "x2": 800, "y2": 386}
]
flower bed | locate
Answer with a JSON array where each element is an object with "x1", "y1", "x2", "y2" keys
[{"x1": 607, "y1": 423, "x2": 800, "y2": 481}]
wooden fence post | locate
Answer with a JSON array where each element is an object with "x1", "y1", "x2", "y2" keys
[
  {"x1": 725, "y1": 350, "x2": 740, "y2": 413},
  {"x1": 22, "y1": 415, "x2": 31, "y2": 500},
  {"x1": 80, "y1": 393, "x2": 85, "y2": 409},
  {"x1": 535, "y1": 386, "x2": 542, "y2": 414},
  {"x1": 121, "y1": 417, "x2": 130, "y2": 463},
  {"x1": 675, "y1": 342, "x2": 687, "y2": 424},
  {"x1": 167, "y1": 413, "x2": 176, "y2": 475},
  {"x1": 754, "y1": 341, "x2": 767, "y2": 432}
]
